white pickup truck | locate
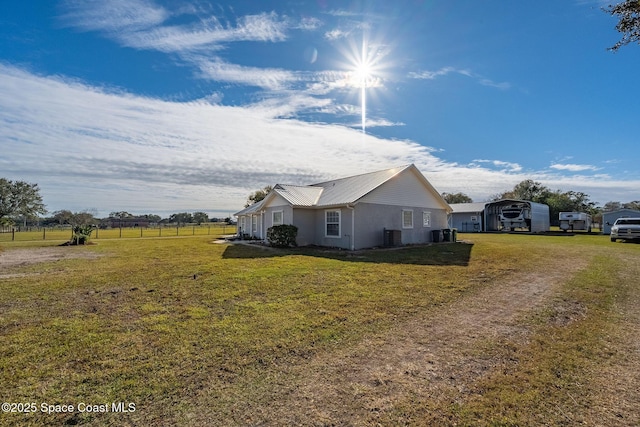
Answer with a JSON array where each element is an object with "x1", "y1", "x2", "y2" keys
[{"x1": 609, "y1": 217, "x2": 640, "y2": 242}]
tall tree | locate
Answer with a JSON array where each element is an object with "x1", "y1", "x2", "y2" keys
[
  {"x1": 109, "y1": 211, "x2": 133, "y2": 219},
  {"x1": 245, "y1": 185, "x2": 273, "y2": 207},
  {"x1": 441, "y1": 192, "x2": 473, "y2": 204},
  {"x1": 169, "y1": 212, "x2": 193, "y2": 225},
  {"x1": 602, "y1": 201, "x2": 622, "y2": 212},
  {"x1": 496, "y1": 179, "x2": 552, "y2": 203},
  {"x1": 606, "y1": 0, "x2": 640, "y2": 51},
  {"x1": 192, "y1": 212, "x2": 209, "y2": 225},
  {"x1": 0, "y1": 178, "x2": 46, "y2": 224},
  {"x1": 623, "y1": 200, "x2": 640, "y2": 210}
]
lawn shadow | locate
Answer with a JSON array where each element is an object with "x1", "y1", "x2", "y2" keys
[{"x1": 221, "y1": 242, "x2": 473, "y2": 266}]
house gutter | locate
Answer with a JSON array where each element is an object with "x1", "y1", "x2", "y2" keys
[{"x1": 346, "y1": 204, "x2": 355, "y2": 250}]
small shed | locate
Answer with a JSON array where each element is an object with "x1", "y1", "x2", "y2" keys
[
  {"x1": 602, "y1": 209, "x2": 640, "y2": 235},
  {"x1": 449, "y1": 202, "x2": 487, "y2": 232}
]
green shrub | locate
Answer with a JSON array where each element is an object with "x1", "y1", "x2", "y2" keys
[
  {"x1": 71, "y1": 224, "x2": 94, "y2": 245},
  {"x1": 266, "y1": 224, "x2": 298, "y2": 248}
]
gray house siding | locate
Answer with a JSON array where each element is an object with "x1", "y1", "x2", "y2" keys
[
  {"x1": 354, "y1": 203, "x2": 447, "y2": 248},
  {"x1": 308, "y1": 207, "x2": 355, "y2": 250},
  {"x1": 292, "y1": 208, "x2": 315, "y2": 247},
  {"x1": 450, "y1": 212, "x2": 483, "y2": 232},
  {"x1": 339, "y1": 203, "x2": 446, "y2": 249}
]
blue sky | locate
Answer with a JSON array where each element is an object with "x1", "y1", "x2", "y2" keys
[{"x1": 1, "y1": 0, "x2": 638, "y2": 217}]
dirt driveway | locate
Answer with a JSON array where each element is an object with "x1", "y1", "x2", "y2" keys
[{"x1": 216, "y1": 254, "x2": 639, "y2": 426}]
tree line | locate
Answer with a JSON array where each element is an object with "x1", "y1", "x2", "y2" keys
[
  {"x1": 3, "y1": 174, "x2": 639, "y2": 230},
  {"x1": 1, "y1": 178, "x2": 230, "y2": 229},
  {"x1": 442, "y1": 179, "x2": 639, "y2": 225}
]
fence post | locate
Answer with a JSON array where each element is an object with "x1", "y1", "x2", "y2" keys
[
  {"x1": 12, "y1": 228, "x2": 15, "y2": 241},
  {"x1": 43, "y1": 228, "x2": 46, "y2": 240}
]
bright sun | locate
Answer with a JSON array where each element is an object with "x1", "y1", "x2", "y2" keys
[
  {"x1": 351, "y1": 61, "x2": 372, "y2": 88},
  {"x1": 338, "y1": 33, "x2": 387, "y2": 135}
]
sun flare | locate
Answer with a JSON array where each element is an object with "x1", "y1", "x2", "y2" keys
[{"x1": 338, "y1": 34, "x2": 386, "y2": 135}]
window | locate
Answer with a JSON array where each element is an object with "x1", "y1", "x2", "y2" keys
[
  {"x1": 423, "y1": 211, "x2": 431, "y2": 227},
  {"x1": 325, "y1": 210, "x2": 341, "y2": 237},
  {"x1": 272, "y1": 210, "x2": 283, "y2": 226},
  {"x1": 252, "y1": 215, "x2": 257, "y2": 233},
  {"x1": 402, "y1": 210, "x2": 414, "y2": 229}
]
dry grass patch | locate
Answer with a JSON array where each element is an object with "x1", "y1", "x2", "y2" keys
[{"x1": 1, "y1": 234, "x2": 639, "y2": 426}]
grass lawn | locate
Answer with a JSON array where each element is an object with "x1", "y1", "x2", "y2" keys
[{"x1": 1, "y1": 233, "x2": 639, "y2": 426}]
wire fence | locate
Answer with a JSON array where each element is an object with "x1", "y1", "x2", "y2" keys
[{"x1": 0, "y1": 224, "x2": 237, "y2": 243}]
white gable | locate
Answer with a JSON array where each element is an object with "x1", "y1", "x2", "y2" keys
[
  {"x1": 263, "y1": 192, "x2": 290, "y2": 208},
  {"x1": 359, "y1": 167, "x2": 443, "y2": 208}
]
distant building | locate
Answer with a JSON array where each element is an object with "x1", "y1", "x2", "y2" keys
[{"x1": 100, "y1": 217, "x2": 151, "y2": 228}]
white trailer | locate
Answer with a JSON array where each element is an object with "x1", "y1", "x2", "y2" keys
[{"x1": 559, "y1": 212, "x2": 592, "y2": 232}]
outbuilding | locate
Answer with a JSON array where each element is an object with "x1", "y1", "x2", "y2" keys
[
  {"x1": 602, "y1": 209, "x2": 640, "y2": 234},
  {"x1": 449, "y1": 202, "x2": 486, "y2": 232},
  {"x1": 449, "y1": 199, "x2": 550, "y2": 233}
]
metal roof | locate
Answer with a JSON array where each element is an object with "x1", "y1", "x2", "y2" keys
[
  {"x1": 311, "y1": 165, "x2": 411, "y2": 206},
  {"x1": 233, "y1": 198, "x2": 266, "y2": 216},
  {"x1": 449, "y1": 202, "x2": 488, "y2": 213},
  {"x1": 273, "y1": 184, "x2": 323, "y2": 207},
  {"x1": 235, "y1": 164, "x2": 450, "y2": 214}
]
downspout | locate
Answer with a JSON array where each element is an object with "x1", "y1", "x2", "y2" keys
[
  {"x1": 346, "y1": 204, "x2": 355, "y2": 250},
  {"x1": 260, "y1": 211, "x2": 264, "y2": 241}
]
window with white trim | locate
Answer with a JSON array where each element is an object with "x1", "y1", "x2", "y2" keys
[
  {"x1": 423, "y1": 211, "x2": 431, "y2": 227},
  {"x1": 325, "y1": 209, "x2": 341, "y2": 237},
  {"x1": 272, "y1": 210, "x2": 283, "y2": 226},
  {"x1": 252, "y1": 215, "x2": 257, "y2": 233},
  {"x1": 402, "y1": 210, "x2": 414, "y2": 229}
]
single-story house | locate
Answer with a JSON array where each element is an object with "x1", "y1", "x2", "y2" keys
[
  {"x1": 449, "y1": 199, "x2": 550, "y2": 233},
  {"x1": 602, "y1": 209, "x2": 640, "y2": 234},
  {"x1": 234, "y1": 164, "x2": 452, "y2": 250}
]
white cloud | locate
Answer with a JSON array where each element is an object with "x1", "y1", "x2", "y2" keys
[
  {"x1": 296, "y1": 17, "x2": 323, "y2": 31},
  {"x1": 324, "y1": 28, "x2": 351, "y2": 40},
  {"x1": 472, "y1": 159, "x2": 523, "y2": 172},
  {"x1": 408, "y1": 66, "x2": 459, "y2": 80},
  {"x1": 61, "y1": 1, "x2": 288, "y2": 52},
  {"x1": 550, "y1": 163, "x2": 599, "y2": 172},
  {"x1": 57, "y1": 1, "x2": 371, "y2": 123},
  {"x1": 192, "y1": 57, "x2": 295, "y2": 90},
  {"x1": 1, "y1": 65, "x2": 637, "y2": 216},
  {"x1": 60, "y1": 0, "x2": 169, "y2": 33},
  {"x1": 409, "y1": 67, "x2": 510, "y2": 90}
]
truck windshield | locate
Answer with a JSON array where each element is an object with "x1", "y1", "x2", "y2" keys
[{"x1": 616, "y1": 219, "x2": 640, "y2": 225}]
